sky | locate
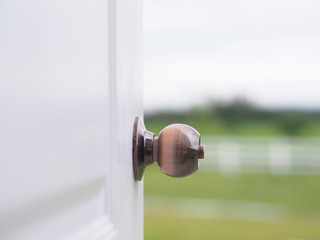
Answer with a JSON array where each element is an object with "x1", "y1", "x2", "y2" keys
[{"x1": 143, "y1": 0, "x2": 320, "y2": 112}]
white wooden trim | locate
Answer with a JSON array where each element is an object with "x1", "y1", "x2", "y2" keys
[{"x1": 68, "y1": 216, "x2": 117, "y2": 240}]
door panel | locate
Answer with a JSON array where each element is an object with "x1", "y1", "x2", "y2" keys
[{"x1": 0, "y1": 0, "x2": 142, "y2": 239}]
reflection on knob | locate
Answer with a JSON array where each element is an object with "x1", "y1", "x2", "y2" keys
[{"x1": 132, "y1": 116, "x2": 205, "y2": 181}]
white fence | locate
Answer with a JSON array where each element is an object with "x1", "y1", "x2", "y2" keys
[{"x1": 201, "y1": 136, "x2": 320, "y2": 175}]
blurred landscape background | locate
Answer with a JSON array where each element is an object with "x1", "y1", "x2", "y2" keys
[{"x1": 143, "y1": 0, "x2": 320, "y2": 239}]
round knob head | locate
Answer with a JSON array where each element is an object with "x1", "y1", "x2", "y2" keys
[{"x1": 157, "y1": 124, "x2": 204, "y2": 177}]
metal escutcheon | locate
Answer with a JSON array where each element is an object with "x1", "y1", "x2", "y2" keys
[{"x1": 132, "y1": 116, "x2": 205, "y2": 181}]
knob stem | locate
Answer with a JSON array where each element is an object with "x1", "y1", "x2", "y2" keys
[
  {"x1": 198, "y1": 145, "x2": 205, "y2": 159},
  {"x1": 152, "y1": 137, "x2": 159, "y2": 163},
  {"x1": 144, "y1": 130, "x2": 155, "y2": 167}
]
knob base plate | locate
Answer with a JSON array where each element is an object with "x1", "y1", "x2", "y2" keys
[{"x1": 132, "y1": 116, "x2": 146, "y2": 181}]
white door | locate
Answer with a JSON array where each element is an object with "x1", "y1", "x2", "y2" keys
[{"x1": 0, "y1": 0, "x2": 143, "y2": 239}]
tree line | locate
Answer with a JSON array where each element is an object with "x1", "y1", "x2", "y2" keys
[{"x1": 145, "y1": 98, "x2": 320, "y2": 136}]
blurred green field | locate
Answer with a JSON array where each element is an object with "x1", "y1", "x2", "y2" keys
[
  {"x1": 144, "y1": 103, "x2": 320, "y2": 239},
  {"x1": 145, "y1": 119, "x2": 320, "y2": 137},
  {"x1": 144, "y1": 165, "x2": 320, "y2": 240}
]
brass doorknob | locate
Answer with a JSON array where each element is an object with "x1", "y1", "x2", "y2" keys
[{"x1": 132, "y1": 116, "x2": 205, "y2": 181}]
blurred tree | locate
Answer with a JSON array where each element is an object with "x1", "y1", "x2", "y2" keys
[
  {"x1": 277, "y1": 112, "x2": 309, "y2": 136},
  {"x1": 145, "y1": 98, "x2": 320, "y2": 136}
]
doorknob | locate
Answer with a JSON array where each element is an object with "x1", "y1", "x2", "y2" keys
[{"x1": 132, "y1": 116, "x2": 205, "y2": 181}]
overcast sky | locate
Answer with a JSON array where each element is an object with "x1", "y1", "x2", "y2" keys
[{"x1": 143, "y1": 0, "x2": 320, "y2": 111}]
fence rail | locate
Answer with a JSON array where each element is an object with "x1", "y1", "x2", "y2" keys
[{"x1": 201, "y1": 136, "x2": 320, "y2": 175}]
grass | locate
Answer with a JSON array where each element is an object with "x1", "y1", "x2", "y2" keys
[
  {"x1": 144, "y1": 165, "x2": 320, "y2": 240},
  {"x1": 144, "y1": 117, "x2": 320, "y2": 239},
  {"x1": 145, "y1": 216, "x2": 320, "y2": 240}
]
